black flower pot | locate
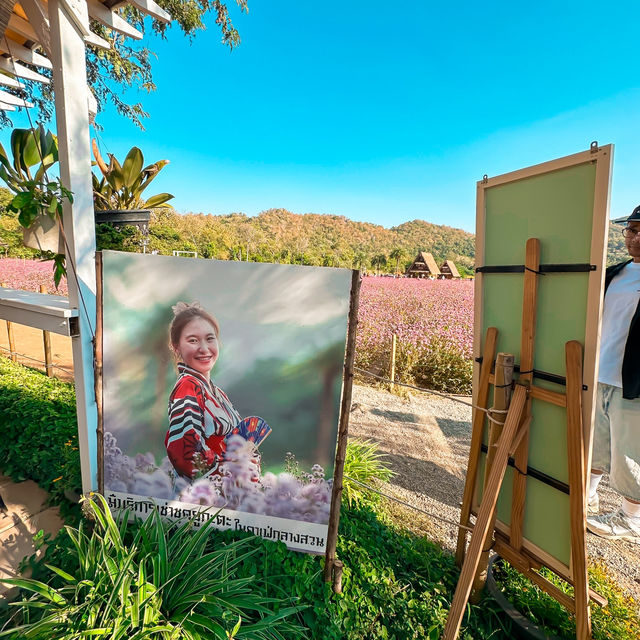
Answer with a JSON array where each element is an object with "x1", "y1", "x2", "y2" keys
[
  {"x1": 94, "y1": 209, "x2": 151, "y2": 235},
  {"x1": 486, "y1": 555, "x2": 562, "y2": 640}
]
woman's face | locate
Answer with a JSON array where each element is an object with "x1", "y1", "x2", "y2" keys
[{"x1": 175, "y1": 317, "x2": 219, "y2": 377}]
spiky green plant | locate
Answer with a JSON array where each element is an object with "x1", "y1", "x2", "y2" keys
[
  {"x1": 343, "y1": 438, "x2": 394, "y2": 508},
  {"x1": 0, "y1": 494, "x2": 306, "y2": 639},
  {"x1": 92, "y1": 145, "x2": 173, "y2": 211}
]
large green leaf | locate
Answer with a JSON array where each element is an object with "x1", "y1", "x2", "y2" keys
[
  {"x1": 106, "y1": 154, "x2": 125, "y2": 193},
  {"x1": 106, "y1": 165, "x2": 125, "y2": 195},
  {"x1": 137, "y1": 160, "x2": 169, "y2": 194},
  {"x1": 121, "y1": 147, "x2": 144, "y2": 189},
  {"x1": 143, "y1": 193, "x2": 174, "y2": 209},
  {"x1": 0, "y1": 577, "x2": 66, "y2": 605},
  {"x1": 20, "y1": 129, "x2": 42, "y2": 171},
  {"x1": 10, "y1": 128, "x2": 27, "y2": 173}
]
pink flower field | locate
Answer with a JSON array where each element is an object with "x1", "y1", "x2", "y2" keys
[
  {"x1": 0, "y1": 258, "x2": 68, "y2": 296},
  {"x1": 356, "y1": 276, "x2": 474, "y2": 393},
  {"x1": 0, "y1": 260, "x2": 474, "y2": 392}
]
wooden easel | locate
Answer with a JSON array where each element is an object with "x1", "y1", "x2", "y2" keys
[{"x1": 445, "y1": 239, "x2": 596, "y2": 640}]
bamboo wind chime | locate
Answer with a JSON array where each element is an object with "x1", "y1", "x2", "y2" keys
[{"x1": 444, "y1": 238, "x2": 596, "y2": 640}]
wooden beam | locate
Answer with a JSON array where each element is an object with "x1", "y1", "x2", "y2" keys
[
  {"x1": 7, "y1": 14, "x2": 39, "y2": 43},
  {"x1": 0, "y1": 101, "x2": 16, "y2": 111},
  {"x1": 18, "y1": 0, "x2": 52, "y2": 54},
  {"x1": 444, "y1": 384, "x2": 528, "y2": 639},
  {"x1": 86, "y1": 0, "x2": 142, "y2": 39},
  {"x1": 0, "y1": 56, "x2": 50, "y2": 83},
  {"x1": 127, "y1": 0, "x2": 171, "y2": 23},
  {"x1": 494, "y1": 532, "x2": 608, "y2": 608},
  {"x1": 471, "y1": 352, "x2": 513, "y2": 601},
  {"x1": 0, "y1": 88, "x2": 33, "y2": 107},
  {"x1": 0, "y1": 73, "x2": 24, "y2": 89},
  {"x1": 489, "y1": 373, "x2": 567, "y2": 407},
  {"x1": 0, "y1": 36, "x2": 53, "y2": 69},
  {"x1": 455, "y1": 326, "x2": 498, "y2": 566},
  {"x1": 84, "y1": 30, "x2": 111, "y2": 50},
  {"x1": 510, "y1": 238, "x2": 540, "y2": 551},
  {"x1": 566, "y1": 340, "x2": 591, "y2": 639}
]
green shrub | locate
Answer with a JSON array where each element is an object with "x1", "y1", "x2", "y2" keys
[
  {"x1": 1, "y1": 494, "x2": 306, "y2": 639},
  {"x1": 0, "y1": 357, "x2": 80, "y2": 502},
  {"x1": 95, "y1": 222, "x2": 143, "y2": 252},
  {"x1": 343, "y1": 438, "x2": 394, "y2": 508},
  {"x1": 410, "y1": 337, "x2": 473, "y2": 394}
]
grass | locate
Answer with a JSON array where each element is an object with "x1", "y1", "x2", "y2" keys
[
  {"x1": 1, "y1": 356, "x2": 639, "y2": 639},
  {"x1": 492, "y1": 557, "x2": 640, "y2": 640}
]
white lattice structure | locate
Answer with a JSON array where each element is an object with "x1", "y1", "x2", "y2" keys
[{"x1": 0, "y1": 0, "x2": 171, "y2": 492}]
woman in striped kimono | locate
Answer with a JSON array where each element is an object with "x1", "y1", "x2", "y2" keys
[{"x1": 165, "y1": 302, "x2": 244, "y2": 480}]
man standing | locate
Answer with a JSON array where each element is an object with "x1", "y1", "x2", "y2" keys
[{"x1": 587, "y1": 205, "x2": 640, "y2": 543}]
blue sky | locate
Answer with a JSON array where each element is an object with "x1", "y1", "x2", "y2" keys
[{"x1": 6, "y1": 1, "x2": 640, "y2": 231}]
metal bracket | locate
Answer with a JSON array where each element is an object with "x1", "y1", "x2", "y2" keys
[
  {"x1": 69, "y1": 316, "x2": 80, "y2": 337},
  {"x1": 590, "y1": 140, "x2": 599, "y2": 154}
]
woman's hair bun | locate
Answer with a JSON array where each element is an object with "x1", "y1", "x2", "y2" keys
[{"x1": 171, "y1": 301, "x2": 202, "y2": 316}]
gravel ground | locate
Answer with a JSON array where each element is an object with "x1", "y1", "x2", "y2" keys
[{"x1": 349, "y1": 383, "x2": 640, "y2": 607}]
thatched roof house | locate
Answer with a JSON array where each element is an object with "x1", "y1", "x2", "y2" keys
[
  {"x1": 406, "y1": 252, "x2": 441, "y2": 278},
  {"x1": 440, "y1": 260, "x2": 461, "y2": 279}
]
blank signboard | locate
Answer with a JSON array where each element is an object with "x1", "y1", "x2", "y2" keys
[{"x1": 473, "y1": 144, "x2": 612, "y2": 577}]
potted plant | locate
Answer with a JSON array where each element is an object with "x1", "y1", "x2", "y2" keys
[
  {"x1": 0, "y1": 127, "x2": 72, "y2": 285},
  {"x1": 92, "y1": 141, "x2": 173, "y2": 246}
]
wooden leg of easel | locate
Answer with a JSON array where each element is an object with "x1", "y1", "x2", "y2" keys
[
  {"x1": 444, "y1": 385, "x2": 528, "y2": 640},
  {"x1": 510, "y1": 238, "x2": 540, "y2": 551},
  {"x1": 471, "y1": 352, "x2": 514, "y2": 602},
  {"x1": 455, "y1": 327, "x2": 498, "y2": 567},
  {"x1": 566, "y1": 340, "x2": 591, "y2": 640}
]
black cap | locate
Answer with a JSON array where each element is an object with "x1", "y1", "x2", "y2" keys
[{"x1": 628, "y1": 205, "x2": 640, "y2": 222}]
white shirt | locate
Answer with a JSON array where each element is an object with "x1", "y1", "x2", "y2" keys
[{"x1": 598, "y1": 261, "x2": 640, "y2": 387}]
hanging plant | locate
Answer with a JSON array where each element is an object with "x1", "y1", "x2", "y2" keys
[{"x1": 0, "y1": 127, "x2": 72, "y2": 287}]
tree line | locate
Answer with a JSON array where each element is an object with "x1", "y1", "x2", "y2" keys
[
  {"x1": 1, "y1": 193, "x2": 627, "y2": 272},
  {"x1": 143, "y1": 208, "x2": 476, "y2": 274}
]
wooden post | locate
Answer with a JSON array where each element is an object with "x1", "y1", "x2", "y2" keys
[
  {"x1": 455, "y1": 326, "x2": 498, "y2": 566},
  {"x1": 95, "y1": 253, "x2": 104, "y2": 494},
  {"x1": 470, "y1": 352, "x2": 514, "y2": 601},
  {"x1": 444, "y1": 384, "x2": 529, "y2": 640},
  {"x1": 324, "y1": 270, "x2": 361, "y2": 582},
  {"x1": 389, "y1": 332, "x2": 397, "y2": 391},
  {"x1": 510, "y1": 238, "x2": 540, "y2": 551},
  {"x1": 1, "y1": 283, "x2": 17, "y2": 363},
  {"x1": 39, "y1": 285, "x2": 53, "y2": 376},
  {"x1": 566, "y1": 340, "x2": 591, "y2": 640},
  {"x1": 332, "y1": 560, "x2": 344, "y2": 594}
]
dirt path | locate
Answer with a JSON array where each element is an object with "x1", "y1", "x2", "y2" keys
[
  {"x1": 350, "y1": 383, "x2": 640, "y2": 607},
  {"x1": 0, "y1": 321, "x2": 74, "y2": 382}
]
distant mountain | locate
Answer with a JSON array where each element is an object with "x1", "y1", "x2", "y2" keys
[
  {"x1": 0, "y1": 194, "x2": 628, "y2": 272},
  {"x1": 146, "y1": 209, "x2": 476, "y2": 274},
  {"x1": 607, "y1": 221, "x2": 629, "y2": 266}
]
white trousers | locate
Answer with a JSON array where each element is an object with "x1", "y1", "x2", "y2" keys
[{"x1": 591, "y1": 382, "x2": 640, "y2": 500}]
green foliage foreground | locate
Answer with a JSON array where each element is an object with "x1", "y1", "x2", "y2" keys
[
  {"x1": 1, "y1": 357, "x2": 638, "y2": 639},
  {"x1": 0, "y1": 357, "x2": 81, "y2": 503},
  {"x1": 2, "y1": 497, "x2": 507, "y2": 640}
]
